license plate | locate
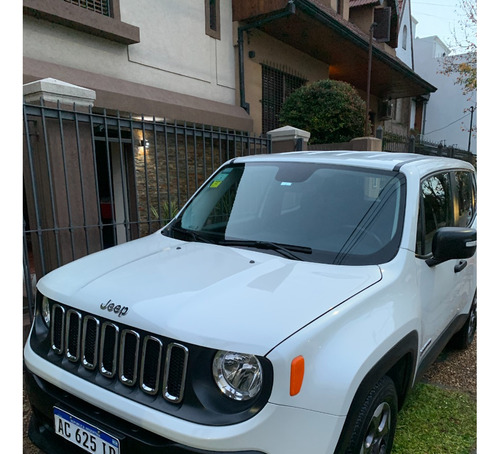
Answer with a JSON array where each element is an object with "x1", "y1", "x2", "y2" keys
[{"x1": 54, "y1": 407, "x2": 120, "y2": 454}]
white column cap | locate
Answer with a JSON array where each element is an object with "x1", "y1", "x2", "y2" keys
[
  {"x1": 267, "y1": 125, "x2": 311, "y2": 143},
  {"x1": 23, "y1": 78, "x2": 96, "y2": 107}
]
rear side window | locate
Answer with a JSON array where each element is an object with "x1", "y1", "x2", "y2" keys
[
  {"x1": 455, "y1": 171, "x2": 476, "y2": 227},
  {"x1": 417, "y1": 173, "x2": 454, "y2": 256}
]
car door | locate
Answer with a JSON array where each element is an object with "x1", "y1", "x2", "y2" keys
[
  {"x1": 414, "y1": 170, "x2": 476, "y2": 357},
  {"x1": 450, "y1": 170, "x2": 477, "y2": 313}
]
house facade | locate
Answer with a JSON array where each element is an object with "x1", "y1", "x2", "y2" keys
[
  {"x1": 385, "y1": 0, "x2": 418, "y2": 136},
  {"x1": 414, "y1": 36, "x2": 477, "y2": 154},
  {"x1": 395, "y1": 0, "x2": 413, "y2": 68},
  {"x1": 233, "y1": 0, "x2": 435, "y2": 137},
  {"x1": 24, "y1": 0, "x2": 435, "y2": 137},
  {"x1": 23, "y1": 0, "x2": 251, "y2": 131}
]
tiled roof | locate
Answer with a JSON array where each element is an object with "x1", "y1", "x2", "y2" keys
[{"x1": 349, "y1": 0, "x2": 381, "y2": 7}]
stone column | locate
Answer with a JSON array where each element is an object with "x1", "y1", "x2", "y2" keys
[{"x1": 267, "y1": 125, "x2": 311, "y2": 153}]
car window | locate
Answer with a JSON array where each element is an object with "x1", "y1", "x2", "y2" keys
[
  {"x1": 417, "y1": 172, "x2": 454, "y2": 256},
  {"x1": 455, "y1": 171, "x2": 476, "y2": 227}
]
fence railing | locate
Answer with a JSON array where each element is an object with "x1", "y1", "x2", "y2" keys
[
  {"x1": 23, "y1": 101, "x2": 272, "y2": 317},
  {"x1": 64, "y1": 0, "x2": 111, "y2": 16},
  {"x1": 381, "y1": 131, "x2": 476, "y2": 167}
]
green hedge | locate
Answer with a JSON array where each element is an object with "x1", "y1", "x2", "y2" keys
[{"x1": 279, "y1": 79, "x2": 365, "y2": 144}]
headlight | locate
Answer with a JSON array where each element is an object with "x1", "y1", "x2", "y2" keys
[
  {"x1": 41, "y1": 295, "x2": 51, "y2": 327},
  {"x1": 212, "y1": 351, "x2": 263, "y2": 401}
]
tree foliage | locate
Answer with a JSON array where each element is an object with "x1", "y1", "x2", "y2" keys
[
  {"x1": 440, "y1": 0, "x2": 477, "y2": 96},
  {"x1": 279, "y1": 79, "x2": 366, "y2": 144}
]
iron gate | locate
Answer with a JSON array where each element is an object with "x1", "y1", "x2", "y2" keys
[{"x1": 23, "y1": 101, "x2": 272, "y2": 317}]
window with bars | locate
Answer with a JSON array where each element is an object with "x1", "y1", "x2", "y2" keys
[
  {"x1": 261, "y1": 65, "x2": 307, "y2": 134},
  {"x1": 205, "y1": 0, "x2": 220, "y2": 39},
  {"x1": 336, "y1": 0, "x2": 344, "y2": 15},
  {"x1": 64, "y1": 0, "x2": 111, "y2": 17}
]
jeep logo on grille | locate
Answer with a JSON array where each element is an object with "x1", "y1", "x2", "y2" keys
[{"x1": 100, "y1": 300, "x2": 129, "y2": 317}]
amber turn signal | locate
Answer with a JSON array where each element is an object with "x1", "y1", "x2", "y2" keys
[{"x1": 290, "y1": 356, "x2": 305, "y2": 396}]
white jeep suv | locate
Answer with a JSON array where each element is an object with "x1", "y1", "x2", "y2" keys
[{"x1": 24, "y1": 151, "x2": 477, "y2": 454}]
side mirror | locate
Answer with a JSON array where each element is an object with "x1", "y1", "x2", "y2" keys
[{"x1": 426, "y1": 227, "x2": 477, "y2": 267}]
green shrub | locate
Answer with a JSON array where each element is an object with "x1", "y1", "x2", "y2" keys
[{"x1": 279, "y1": 79, "x2": 366, "y2": 144}]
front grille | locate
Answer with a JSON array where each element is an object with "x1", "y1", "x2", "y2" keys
[{"x1": 49, "y1": 305, "x2": 189, "y2": 404}]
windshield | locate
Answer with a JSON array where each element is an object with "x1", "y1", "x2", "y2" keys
[{"x1": 164, "y1": 161, "x2": 406, "y2": 265}]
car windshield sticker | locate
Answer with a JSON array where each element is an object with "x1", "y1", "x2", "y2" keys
[{"x1": 210, "y1": 168, "x2": 232, "y2": 188}]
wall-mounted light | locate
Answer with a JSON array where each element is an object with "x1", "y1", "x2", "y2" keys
[
  {"x1": 140, "y1": 139, "x2": 150, "y2": 150},
  {"x1": 248, "y1": 50, "x2": 256, "y2": 59}
]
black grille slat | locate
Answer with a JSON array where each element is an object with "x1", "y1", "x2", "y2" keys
[
  {"x1": 100, "y1": 322, "x2": 119, "y2": 378},
  {"x1": 65, "y1": 310, "x2": 82, "y2": 362},
  {"x1": 51, "y1": 304, "x2": 65, "y2": 354},
  {"x1": 120, "y1": 330, "x2": 140, "y2": 386},
  {"x1": 140, "y1": 336, "x2": 163, "y2": 394},
  {"x1": 164, "y1": 343, "x2": 189, "y2": 403},
  {"x1": 82, "y1": 316, "x2": 100, "y2": 370}
]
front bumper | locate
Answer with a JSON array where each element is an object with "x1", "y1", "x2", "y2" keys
[
  {"x1": 26, "y1": 369, "x2": 261, "y2": 454},
  {"x1": 24, "y1": 344, "x2": 345, "y2": 454}
]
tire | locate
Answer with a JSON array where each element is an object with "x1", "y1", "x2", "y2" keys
[
  {"x1": 452, "y1": 293, "x2": 477, "y2": 350},
  {"x1": 343, "y1": 376, "x2": 398, "y2": 454}
]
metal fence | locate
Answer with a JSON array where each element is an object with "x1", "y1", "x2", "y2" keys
[
  {"x1": 381, "y1": 131, "x2": 476, "y2": 167},
  {"x1": 23, "y1": 101, "x2": 272, "y2": 317}
]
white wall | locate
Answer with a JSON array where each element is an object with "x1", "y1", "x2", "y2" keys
[
  {"x1": 414, "y1": 36, "x2": 476, "y2": 153},
  {"x1": 23, "y1": 0, "x2": 236, "y2": 105},
  {"x1": 395, "y1": 0, "x2": 413, "y2": 68}
]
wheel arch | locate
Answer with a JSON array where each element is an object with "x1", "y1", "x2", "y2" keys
[{"x1": 333, "y1": 330, "x2": 418, "y2": 454}]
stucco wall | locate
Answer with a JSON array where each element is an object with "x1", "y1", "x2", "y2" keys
[{"x1": 23, "y1": 0, "x2": 236, "y2": 105}]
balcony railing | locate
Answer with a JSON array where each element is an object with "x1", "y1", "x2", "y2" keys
[{"x1": 64, "y1": 0, "x2": 111, "y2": 17}]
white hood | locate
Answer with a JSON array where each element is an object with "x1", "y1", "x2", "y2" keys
[{"x1": 38, "y1": 232, "x2": 382, "y2": 355}]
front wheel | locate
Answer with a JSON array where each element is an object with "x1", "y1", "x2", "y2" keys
[{"x1": 343, "y1": 376, "x2": 398, "y2": 454}]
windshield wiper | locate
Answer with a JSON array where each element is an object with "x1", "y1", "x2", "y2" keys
[
  {"x1": 166, "y1": 227, "x2": 310, "y2": 260},
  {"x1": 166, "y1": 225, "x2": 217, "y2": 244},
  {"x1": 219, "y1": 239, "x2": 311, "y2": 261}
]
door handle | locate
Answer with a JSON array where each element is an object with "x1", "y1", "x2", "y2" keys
[{"x1": 454, "y1": 260, "x2": 467, "y2": 273}]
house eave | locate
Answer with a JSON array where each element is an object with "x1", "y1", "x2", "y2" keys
[{"x1": 233, "y1": 0, "x2": 436, "y2": 99}]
